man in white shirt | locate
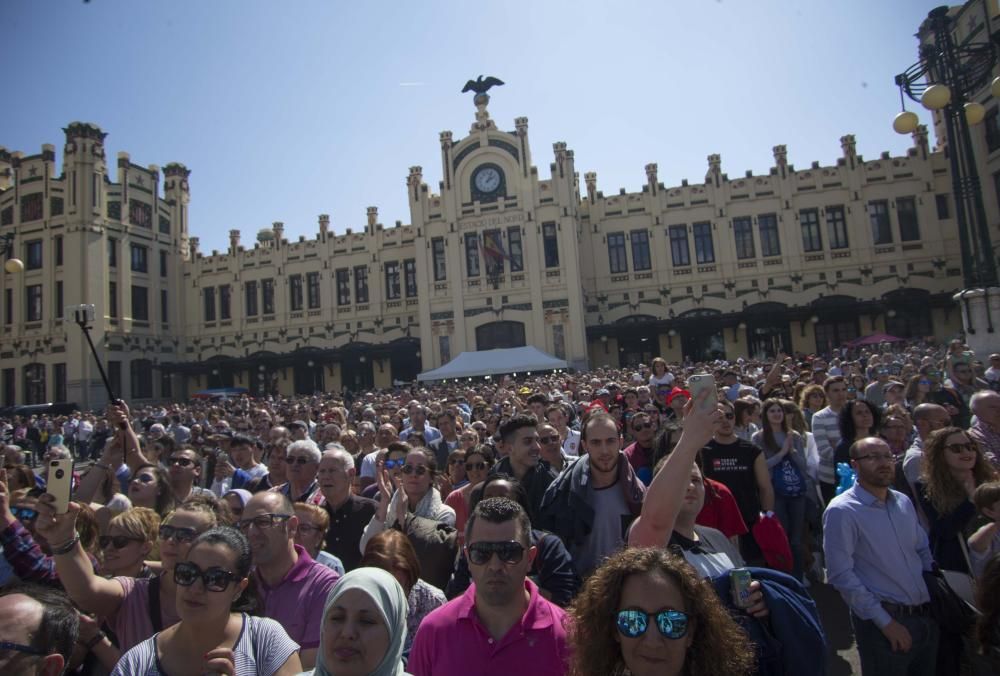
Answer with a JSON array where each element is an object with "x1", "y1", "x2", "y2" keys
[{"x1": 985, "y1": 353, "x2": 1000, "y2": 386}]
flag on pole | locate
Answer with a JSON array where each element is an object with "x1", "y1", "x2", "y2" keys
[{"x1": 481, "y1": 230, "x2": 508, "y2": 262}]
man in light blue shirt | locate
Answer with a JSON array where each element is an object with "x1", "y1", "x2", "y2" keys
[{"x1": 823, "y1": 436, "x2": 938, "y2": 676}]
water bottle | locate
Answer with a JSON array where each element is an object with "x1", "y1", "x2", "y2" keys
[{"x1": 835, "y1": 462, "x2": 856, "y2": 496}]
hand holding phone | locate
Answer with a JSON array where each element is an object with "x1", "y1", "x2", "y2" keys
[
  {"x1": 687, "y1": 374, "x2": 718, "y2": 413},
  {"x1": 47, "y1": 459, "x2": 74, "y2": 514}
]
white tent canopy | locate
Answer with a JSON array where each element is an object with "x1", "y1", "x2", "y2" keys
[{"x1": 416, "y1": 346, "x2": 568, "y2": 382}]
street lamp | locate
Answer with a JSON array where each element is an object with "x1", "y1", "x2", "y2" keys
[
  {"x1": 1, "y1": 233, "x2": 24, "y2": 274},
  {"x1": 894, "y1": 6, "x2": 999, "y2": 353}
]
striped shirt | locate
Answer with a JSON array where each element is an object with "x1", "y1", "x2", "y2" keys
[{"x1": 810, "y1": 406, "x2": 842, "y2": 486}]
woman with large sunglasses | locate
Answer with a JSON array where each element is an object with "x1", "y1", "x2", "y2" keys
[
  {"x1": 34, "y1": 495, "x2": 230, "y2": 653},
  {"x1": 99, "y1": 506, "x2": 159, "y2": 579},
  {"x1": 444, "y1": 444, "x2": 496, "y2": 545},
  {"x1": 112, "y1": 527, "x2": 302, "y2": 675},
  {"x1": 568, "y1": 547, "x2": 754, "y2": 676}
]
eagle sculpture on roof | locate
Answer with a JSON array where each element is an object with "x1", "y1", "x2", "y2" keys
[{"x1": 461, "y1": 75, "x2": 505, "y2": 95}]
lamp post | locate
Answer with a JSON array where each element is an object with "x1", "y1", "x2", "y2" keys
[
  {"x1": 894, "y1": 6, "x2": 999, "y2": 354},
  {"x1": 1, "y1": 233, "x2": 24, "y2": 273}
]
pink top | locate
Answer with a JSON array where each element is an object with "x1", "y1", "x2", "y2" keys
[
  {"x1": 255, "y1": 545, "x2": 339, "y2": 651},
  {"x1": 408, "y1": 578, "x2": 571, "y2": 676},
  {"x1": 108, "y1": 575, "x2": 181, "y2": 653},
  {"x1": 445, "y1": 487, "x2": 470, "y2": 545}
]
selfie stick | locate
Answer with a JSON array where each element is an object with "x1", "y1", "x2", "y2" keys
[{"x1": 73, "y1": 306, "x2": 127, "y2": 464}]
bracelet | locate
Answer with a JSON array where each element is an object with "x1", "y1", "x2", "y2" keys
[
  {"x1": 80, "y1": 630, "x2": 106, "y2": 651},
  {"x1": 50, "y1": 534, "x2": 80, "y2": 556}
]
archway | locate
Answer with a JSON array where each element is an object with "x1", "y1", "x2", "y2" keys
[{"x1": 615, "y1": 315, "x2": 658, "y2": 367}]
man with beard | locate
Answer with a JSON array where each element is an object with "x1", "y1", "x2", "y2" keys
[
  {"x1": 824, "y1": 437, "x2": 938, "y2": 676},
  {"x1": 408, "y1": 498, "x2": 569, "y2": 676}
]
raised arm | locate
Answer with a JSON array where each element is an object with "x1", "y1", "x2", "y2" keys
[{"x1": 628, "y1": 392, "x2": 720, "y2": 548}]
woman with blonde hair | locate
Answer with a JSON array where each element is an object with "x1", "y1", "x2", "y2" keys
[
  {"x1": 101, "y1": 506, "x2": 160, "y2": 579},
  {"x1": 568, "y1": 547, "x2": 753, "y2": 676},
  {"x1": 798, "y1": 384, "x2": 826, "y2": 428}
]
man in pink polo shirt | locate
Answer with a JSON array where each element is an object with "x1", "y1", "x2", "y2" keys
[
  {"x1": 239, "y1": 491, "x2": 339, "y2": 670},
  {"x1": 408, "y1": 497, "x2": 571, "y2": 676}
]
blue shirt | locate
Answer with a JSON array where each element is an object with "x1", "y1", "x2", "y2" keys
[{"x1": 823, "y1": 483, "x2": 933, "y2": 628}]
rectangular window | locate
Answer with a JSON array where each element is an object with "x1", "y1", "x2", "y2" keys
[
  {"x1": 986, "y1": 107, "x2": 1000, "y2": 152},
  {"x1": 262, "y1": 279, "x2": 275, "y2": 315},
  {"x1": 733, "y1": 217, "x2": 755, "y2": 259},
  {"x1": 108, "y1": 361, "x2": 121, "y2": 399},
  {"x1": 289, "y1": 275, "x2": 303, "y2": 311},
  {"x1": 935, "y1": 194, "x2": 950, "y2": 220},
  {"x1": 869, "y1": 200, "x2": 892, "y2": 245},
  {"x1": 203, "y1": 287, "x2": 216, "y2": 322},
  {"x1": 159, "y1": 250, "x2": 168, "y2": 277},
  {"x1": 2, "y1": 368, "x2": 13, "y2": 407},
  {"x1": 160, "y1": 289, "x2": 168, "y2": 324},
  {"x1": 129, "y1": 201, "x2": 152, "y2": 228},
  {"x1": 385, "y1": 262, "x2": 401, "y2": 300},
  {"x1": 693, "y1": 222, "x2": 715, "y2": 264},
  {"x1": 630, "y1": 230, "x2": 651, "y2": 271},
  {"x1": 668, "y1": 225, "x2": 691, "y2": 267},
  {"x1": 404, "y1": 259, "x2": 417, "y2": 298},
  {"x1": 55, "y1": 281, "x2": 63, "y2": 319},
  {"x1": 542, "y1": 222, "x2": 560, "y2": 268},
  {"x1": 552, "y1": 324, "x2": 565, "y2": 360},
  {"x1": 130, "y1": 244, "x2": 148, "y2": 273},
  {"x1": 131, "y1": 285, "x2": 149, "y2": 321},
  {"x1": 131, "y1": 361, "x2": 153, "y2": 399},
  {"x1": 54, "y1": 363, "x2": 67, "y2": 403},
  {"x1": 245, "y1": 280, "x2": 258, "y2": 316},
  {"x1": 4, "y1": 289, "x2": 11, "y2": 325},
  {"x1": 25, "y1": 240, "x2": 43, "y2": 270},
  {"x1": 108, "y1": 238, "x2": 117, "y2": 267},
  {"x1": 607, "y1": 233, "x2": 628, "y2": 273},
  {"x1": 439, "y1": 335, "x2": 451, "y2": 364},
  {"x1": 26, "y1": 284, "x2": 43, "y2": 322},
  {"x1": 431, "y1": 238, "x2": 447, "y2": 281},
  {"x1": 55, "y1": 236, "x2": 63, "y2": 266},
  {"x1": 160, "y1": 370, "x2": 172, "y2": 399},
  {"x1": 306, "y1": 272, "x2": 321, "y2": 309},
  {"x1": 219, "y1": 284, "x2": 231, "y2": 320},
  {"x1": 354, "y1": 266, "x2": 369, "y2": 304},
  {"x1": 507, "y1": 227, "x2": 523, "y2": 272},
  {"x1": 159, "y1": 215, "x2": 170, "y2": 234},
  {"x1": 897, "y1": 196, "x2": 921, "y2": 241},
  {"x1": 20, "y1": 193, "x2": 43, "y2": 222},
  {"x1": 758, "y1": 213, "x2": 781, "y2": 257},
  {"x1": 336, "y1": 269, "x2": 350, "y2": 306},
  {"x1": 800, "y1": 209, "x2": 822, "y2": 252},
  {"x1": 826, "y1": 205, "x2": 849, "y2": 249},
  {"x1": 465, "y1": 233, "x2": 480, "y2": 277},
  {"x1": 109, "y1": 281, "x2": 118, "y2": 318}
]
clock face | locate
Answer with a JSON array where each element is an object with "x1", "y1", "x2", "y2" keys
[{"x1": 474, "y1": 166, "x2": 501, "y2": 193}]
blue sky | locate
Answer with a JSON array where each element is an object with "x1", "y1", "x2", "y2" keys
[{"x1": 3, "y1": 0, "x2": 947, "y2": 253}]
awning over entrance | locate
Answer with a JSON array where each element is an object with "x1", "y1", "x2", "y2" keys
[{"x1": 416, "y1": 346, "x2": 567, "y2": 381}]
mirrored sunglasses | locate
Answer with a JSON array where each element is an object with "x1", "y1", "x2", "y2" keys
[{"x1": 616, "y1": 608, "x2": 690, "y2": 639}]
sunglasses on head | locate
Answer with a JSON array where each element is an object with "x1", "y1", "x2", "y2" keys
[
  {"x1": 384, "y1": 458, "x2": 405, "y2": 470},
  {"x1": 466, "y1": 540, "x2": 525, "y2": 566},
  {"x1": 99, "y1": 535, "x2": 143, "y2": 549},
  {"x1": 616, "y1": 608, "x2": 690, "y2": 640},
  {"x1": 401, "y1": 464, "x2": 428, "y2": 476},
  {"x1": 11, "y1": 506, "x2": 38, "y2": 522},
  {"x1": 173, "y1": 561, "x2": 240, "y2": 592},
  {"x1": 158, "y1": 525, "x2": 200, "y2": 543}
]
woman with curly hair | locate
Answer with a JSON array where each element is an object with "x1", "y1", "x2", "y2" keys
[
  {"x1": 568, "y1": 547, "x2": 754, "y2": 676},
  {"x1": 916, "y1": 427, "x2": 998, "y2": 573},
  {"x1": 833, "y1": 399, "x2": 881, "y2": 466},
  {"x1": 798, "y1": 384, "x2": 826, "y2": 429}
]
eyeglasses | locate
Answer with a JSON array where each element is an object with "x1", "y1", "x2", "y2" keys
[
  {"x1": 296, "y1": 523, "x2": 324, "y2": 535},
  {"x1": 465, "y1": 461, "x2": 487, "y2": 472},
  {"x1": 537, "y1": 435, "x2": 560, "y2": 445},
  {"x1": 11, "y1": 506, "x2": 38, "y2": 522},
  {"x1": 946, "y1": 443, "x2": 975, "y2": 454},
  {"x1": 384, "y1": 458, "x2": 405, "y2": 470},
  {"x1": 173, "y1": 561, "x2": 240, "y2": 592},
  {"x1": 466, "y1": 540, "x2": 525, "y2": 566},
  {"x1": 169, "y1": 456, "x2": 195, "y2": 467},
  {"x1": 616, "y1": 609, "x2": 690, "y2": 640},
  {"x1": 853, "y1": 453, "x2": 895, "y2": 464},
  {"x1": 0, "y1": 640, "x2": 46, "y2": 657},
  {"x1": 286, "y1": 456, "x2": 313, "y2": 466},
  {"x1": 401, "y1": 464, "x2": 429, "y2": 476},
  {"x1": 99, "y1": 535, "x2": 144, "y2": 549},
  {"x1": 132, "y1": 474, "x2": 156, "y2": 484},
  {"x1": 158, "y1": 525, "x2": 200, "y2": 543},
  {"x1": 236, "y1": 514, "x2": 292, "y2": 532}
]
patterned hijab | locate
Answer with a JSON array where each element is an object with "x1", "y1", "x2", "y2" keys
[{"x1": 309, "y1": 567, "x2": 410, "y2": 676}]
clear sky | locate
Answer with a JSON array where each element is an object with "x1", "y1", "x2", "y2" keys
[{"x1": 2, "y1": 0, "x2": 949, "y2": 253}]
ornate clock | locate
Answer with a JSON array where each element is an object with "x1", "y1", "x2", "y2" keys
[{"x1": 471, "y1": 163, "x2": 505, "y2": 202}]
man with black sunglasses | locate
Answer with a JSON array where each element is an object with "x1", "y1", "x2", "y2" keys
[
  {"x1": 0, "y1": 583, "x2": 78, "y2": 676},
  {"x1": 166, "y1": 448, "x2": 212, "y2": 502},
  {"x1": 409, "y1": 497, "x2": 570, "y2": 676},
  {"x1": 623, "y1": 411, "x2": 657, "y2": 486}
]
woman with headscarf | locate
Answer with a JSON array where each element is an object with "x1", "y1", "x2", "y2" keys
[{"x1": 299, "y1": 567, "x2": 411, "y2": 676}]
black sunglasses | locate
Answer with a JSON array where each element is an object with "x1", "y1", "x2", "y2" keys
[
  {"x1": 173, "y1": 561, "x2": 240, "y2": 592},
  {"x1": 100, "y1": 535, "x2": 144, "y2": 549},
  {"x1": 616, "y1": 608, "x2": 690, "y2": 639},
  {"x1": 158, "y1": 525, "x2": 200, "y2": 543},
  {"x1": 466, "y1": 540, "x2": 525, "y2": 566},
  {"x1": 401, "y1": 464, "x2": 429, "y2": 476},
  {"x1": 465, "y1": 461, "x2": 487, "y2": 472},
  {"x1": 169, "y1": 456, "x2": 195, "y2": 467}
]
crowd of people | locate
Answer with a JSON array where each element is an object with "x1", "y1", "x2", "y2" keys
[{"x1": 1, "y1": 337, "x2": 999, "y2": 675}]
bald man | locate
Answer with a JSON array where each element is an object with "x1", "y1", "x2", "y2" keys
[{"x1": 0, "y1": 584, "x2": 79, "y2": 676}]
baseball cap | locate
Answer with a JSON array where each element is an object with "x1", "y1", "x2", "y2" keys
[{"x1": 882, "y1": 380, "x2": 904, "y2": 394}]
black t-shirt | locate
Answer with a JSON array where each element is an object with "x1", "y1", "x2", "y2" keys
[{"x1": 701, "y1": 438, "x2": 763, "y2": 527}]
